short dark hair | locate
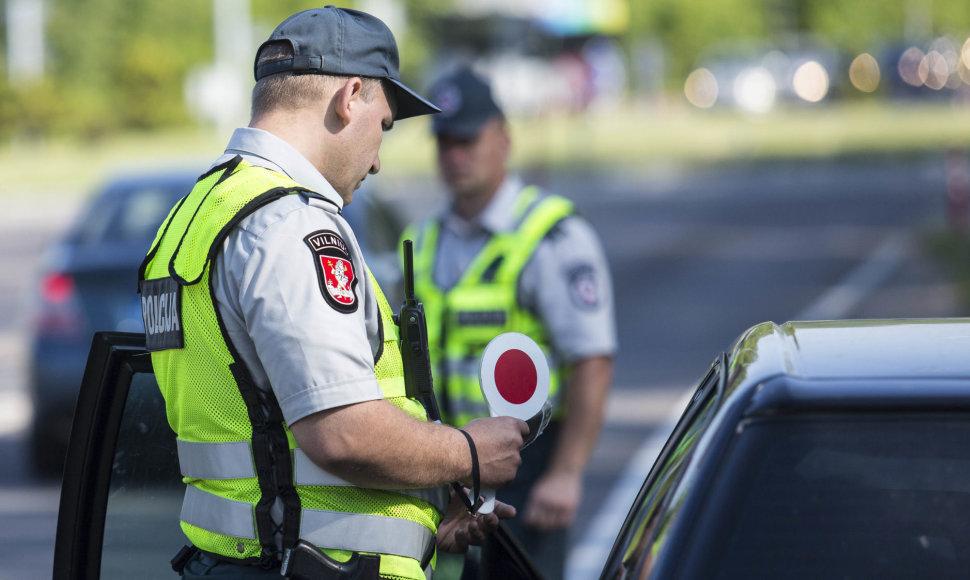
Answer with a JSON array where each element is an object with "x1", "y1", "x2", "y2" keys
[{"x1": 251, "y1": 41, "x2": 383, "y2": 121}]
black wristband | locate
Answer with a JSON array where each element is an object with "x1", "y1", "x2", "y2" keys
[{"x1": 455, "y1": 429, "x2": 481, "y2": 514}]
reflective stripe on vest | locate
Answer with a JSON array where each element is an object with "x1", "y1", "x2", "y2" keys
[
  {"x1": 181, "y1": 485, "x2": 435, "y2": 562},
  {"x1": 177, "y1": 439, "x2": 449, "y2": 513},
  {"x1": 405, "y1": 187, "x2": 573, "y2": 426}
]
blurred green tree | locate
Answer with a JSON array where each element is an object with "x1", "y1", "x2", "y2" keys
[
  {"x1": 26, "y1": 0, "x2": 210, "y2": 138},
  {"x1": 626, "y1": 0, "x2": 772, "y2": 81},
  {"x1": 4, "y1": 0, "x2": 970, "y2": 141}
]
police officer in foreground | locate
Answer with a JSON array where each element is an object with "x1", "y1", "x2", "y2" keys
[
  {"x1": 139, "y1": 8, "x2": 528, "y2": 579},
  {"x1": 401, "y1": 68, "x2": 617, "y2": 578}
]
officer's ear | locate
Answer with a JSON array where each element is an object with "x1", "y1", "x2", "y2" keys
[{"x1": 332, "y1": 76, "x2": 365, "y2": 126}]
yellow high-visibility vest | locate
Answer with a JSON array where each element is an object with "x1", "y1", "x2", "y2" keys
[{"x1": 140, "y1": 157, "x2": 446, "y2": 579}]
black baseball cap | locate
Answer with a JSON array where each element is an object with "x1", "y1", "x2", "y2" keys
[
  {"x1": 429, "y1": 67, "x2": 505, "y2": 138},
  {"x1": 254, "y1": 6, "x2": 439, "y2": 120}
]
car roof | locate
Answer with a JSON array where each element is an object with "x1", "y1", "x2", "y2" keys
[{"x1": 724, "y1": 318, "x2": 970, "y2": 414}]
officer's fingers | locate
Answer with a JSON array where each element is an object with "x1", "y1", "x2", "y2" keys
[
  {"x1": 493, "y1": 500, "x2": 516, "y2": 520},
  {"x1": 465, "y1": 519, "x2": 488, "y2": 545},
  {"x1": 523, "y1": 497, "x2": 541, "y2": 526},
  {"x1": 474, "y1": 513, "x2": 499, "y2": 536},
  {"x1": 525, "y1": 502, "x2": 568, "y2": 531},
  {"x1": 451, "y1": 529, "x2": 470, "y2": 553},
  {"x1": 524, "y1": 506, "x2": 554, "y2": 530},
  {"x1": 524, "y1": 494, "x2": 555, "y2": 529}
]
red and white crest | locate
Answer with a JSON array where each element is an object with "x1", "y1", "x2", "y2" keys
[
  {"x1": 321, "y1": 256, "x2": 356, "y2": 306},
  {"x1": 304, "y1": 230, "x2": 359, "y2": 313}
]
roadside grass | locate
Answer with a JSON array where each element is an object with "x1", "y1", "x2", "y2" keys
[{"x1": 5, "y1": 99, "x2": 970, "y2": 198}]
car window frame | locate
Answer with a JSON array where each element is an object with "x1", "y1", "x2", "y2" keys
[
  {"x1": 53, "y1": 331, "x2": 151, "y2": 580},
  {"x1": 600, "y1": 353, "x2": 727, "y2": 580}
]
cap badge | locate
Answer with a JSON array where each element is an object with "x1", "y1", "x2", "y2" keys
[{"x1": 434, "y1": 84, "x2": 462, "y2": 116}]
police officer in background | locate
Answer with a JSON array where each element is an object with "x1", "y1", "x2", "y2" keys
[
  {"x1": 139, "y1": 8, "x2": 528, "y2": 580},
  {"x1": 401, "y1": 67, "x2": 617, "y2": 579}
]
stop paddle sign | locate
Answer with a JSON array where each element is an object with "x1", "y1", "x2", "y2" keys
[
  {"x1": 476, "y1": 332, "x2": 550, "y2": 514},
  {"x1": 480, "y1": 332, "x2": 550, "y2": 420}
]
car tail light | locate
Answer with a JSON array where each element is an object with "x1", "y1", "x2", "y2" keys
[
  {"x1": 43, "y1": 272, "x2": 75, "y2": 304},
  {"x1": 34, "y1": 272, "x2": 84, "y2": 337}
]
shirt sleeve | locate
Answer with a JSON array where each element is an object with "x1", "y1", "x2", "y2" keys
[
  {"x1": 216, "y1": 200, "x2": 383, "y2": 425},
  {"x1": 519, "y1": 215, "x2": 618, "y2": 364}
]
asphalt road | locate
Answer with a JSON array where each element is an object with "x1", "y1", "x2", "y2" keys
[{"x1": 0, "y1": 152, "x2": 964, "y2": 579}]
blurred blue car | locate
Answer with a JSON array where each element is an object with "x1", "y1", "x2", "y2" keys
[
  {"x1": 27, "y1": 168, "x2": 403, "y2": 477},
  {"x1": 28, "y1": 170, "x2": 196, "y2": 476}
]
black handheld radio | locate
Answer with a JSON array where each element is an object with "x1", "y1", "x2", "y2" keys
[{"x1": 398, "y1": 240, "x2": 442, "y2": 422}]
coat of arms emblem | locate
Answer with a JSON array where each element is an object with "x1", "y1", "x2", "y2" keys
[{"x1": 304, "y1": 230, "x2": 359, "y2": 313}]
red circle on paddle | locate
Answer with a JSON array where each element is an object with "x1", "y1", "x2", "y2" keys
[{"x1": 494, "y1": 349, "x2": 538, "y2": 404}]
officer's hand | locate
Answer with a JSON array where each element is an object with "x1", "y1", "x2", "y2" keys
[
  {"x1": 523, "y1": 469, "x2": 582, "y2": 530},
  {"x1": 437, "y1": 488, "x2": 516, "y2": 553},
  {"x1": 460, "y1": 417, "x2": 529, "y2": 488}
]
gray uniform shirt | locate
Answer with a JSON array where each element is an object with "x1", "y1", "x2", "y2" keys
[
  {"x1": 435, "y1": 176, "x2": 617, "y2": 365},
  {"x1": 209, "y1": 128, "x2": 384, "y2": 425}
]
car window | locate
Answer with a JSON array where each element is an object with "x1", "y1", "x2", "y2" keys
[
  {"x1": 54, "y1": 332, "x2": 182, "y2": 579},
  {"x1": 601, "y1": 357, "x2": 724, "y2": 580},
  {"x1": 680, "y1": 413, "x2": 970, "y2": 579},
  {"x1": 100, "y1": 371, "x2": 183, "y2": 579}
]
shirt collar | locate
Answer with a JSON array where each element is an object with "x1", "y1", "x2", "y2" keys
[
  {"x1": 220, "y1": 127, "x2": 345, "y2": 210},
  {"x1": 443, "y1": 176, "x2": 524, "y2": 235}
]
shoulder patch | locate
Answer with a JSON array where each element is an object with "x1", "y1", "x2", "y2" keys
[
  {"x1": 566, "y1": 263, "x2": 600, "y2": 310},
  {"x1": 304, "y1": 230, "x2": 359, "y2": 313}
]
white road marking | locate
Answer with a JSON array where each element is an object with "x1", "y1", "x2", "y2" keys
[{"x1": 794, "y1": 231, "x2": 912, "y2": 321}]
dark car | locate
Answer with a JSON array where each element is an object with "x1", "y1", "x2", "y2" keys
[
  {"x1": 27, "y1": 170, "x2": 197, "y2": 476},
  {"x1": 602, "y1": 319, "x2": 970, "y2": 579},
  {"x1": 27, "y1": 169, "x2": 403, "y2": 477}
]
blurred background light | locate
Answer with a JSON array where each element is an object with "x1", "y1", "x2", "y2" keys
[
  {"x1": 928, "y1": 37, "x2": 961, "y2": 90},
  {"x1": 959, "y1": 38, "x2": 970, "y2": 85},
  {"x1": 684, "y1": 68, "x2": 718, "y2": 109},
  {"x1": 792, "y1": 60, "x2": 829, "y2": 103},
  {"x1": 733, "y1": 67, "x2": 776, "y2": 114},
  {"x1": 921, "y1": 51, "x2": 949, "y2": 90},
  {"x1": 849, "y1": 53, "x2": 881, "y2": 93},
  {"x1": 899, "y1": 46, "x2": 926, "y2": 87}
]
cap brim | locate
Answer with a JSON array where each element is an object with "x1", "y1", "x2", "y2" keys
[{"x1": 386, "y1": 78, "x2": 440, "y2": 120}]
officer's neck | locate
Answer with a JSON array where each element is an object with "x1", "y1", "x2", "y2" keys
[
  {"x1": 453, "y1": 186, "x2": 499, "y2": 222},
  {"x1": 250, "y1": 108, "x2": 329, "y2": 178}
]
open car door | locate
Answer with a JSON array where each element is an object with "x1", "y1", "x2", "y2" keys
[{"x1": 53, "y1": 332, "x2": 183, "y2": 579}]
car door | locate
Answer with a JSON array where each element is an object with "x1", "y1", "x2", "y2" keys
[{"x1": 53, "y1": 331, "x2": 183, "y2": 580}]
